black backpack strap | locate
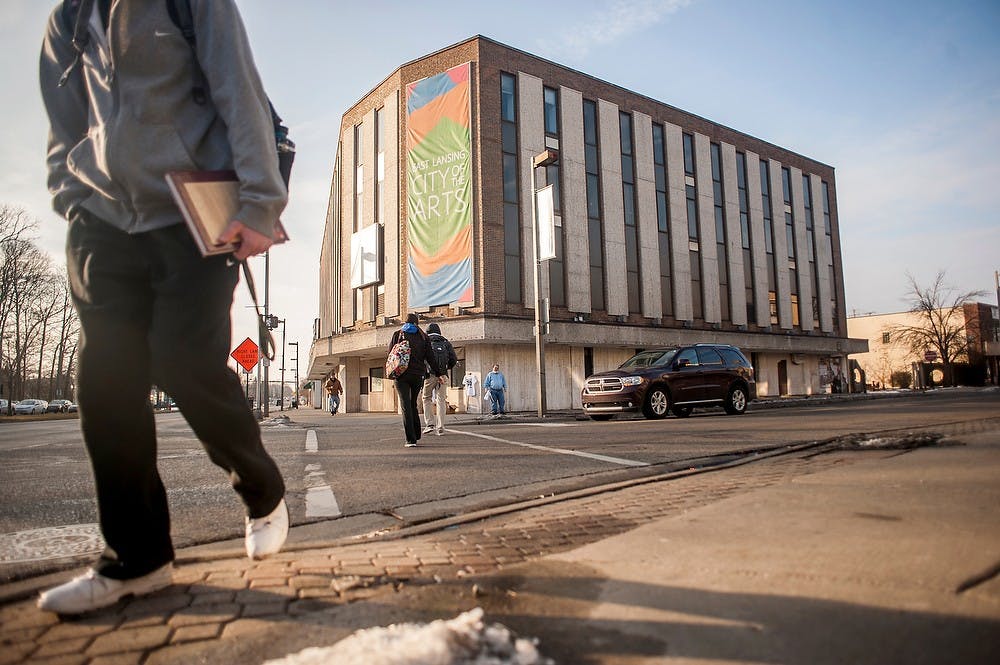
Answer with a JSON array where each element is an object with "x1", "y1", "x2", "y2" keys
[
  {"x1": 58, "y1": 0, "x2": 96, "y2": 87},
  {"x1": 166, "y1": 0, "x2": 207, "y2": 104},
  {"x1": 164, "y1": 0, "x2": 294, "y2": 188}
]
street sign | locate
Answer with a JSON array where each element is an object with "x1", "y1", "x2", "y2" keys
[
  {"x1": 924, "y1": 350, "x2": 938, "y2": 363},
  {"x1": 231, "y1": 337, "x2": 260, "y2": 373}
]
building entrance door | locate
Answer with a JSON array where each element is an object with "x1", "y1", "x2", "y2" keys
[{"x1": 778, "y1": 359, "x2": 789, "y2": 396}]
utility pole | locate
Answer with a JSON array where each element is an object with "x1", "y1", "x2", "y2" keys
[
  {"x1": 262, "y1": 251, "x2": 270, "y2": 418},
  {"x1": 289, "y1": 341, "x2": 299, "y2": 408},
  {"x1": 530, "y1": 148, "x2": 559, "y2": 418}
]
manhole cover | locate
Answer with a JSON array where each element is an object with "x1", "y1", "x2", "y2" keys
[{"x1": 0, "y1": 524, "x2": 104, "y2": 563}]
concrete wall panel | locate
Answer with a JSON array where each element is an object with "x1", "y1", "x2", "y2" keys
[
  {"x1": 633, "y1": 111, "x2": 662, "y2": 319},
  {"x1": 598, "y1": 98, "x2": 627, "y2": 317},
  {"x1": 560, "y1": 86, "x2": 591, "y2": 314}
]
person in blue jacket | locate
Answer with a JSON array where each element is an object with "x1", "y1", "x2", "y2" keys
[{"x1": 483, "y1": 363, "x2": 508, "y2": 417}]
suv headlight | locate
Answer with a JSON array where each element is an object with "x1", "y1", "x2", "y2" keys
[{"x1": 621, "y1": 376, "x2": 643, "y2": 386}]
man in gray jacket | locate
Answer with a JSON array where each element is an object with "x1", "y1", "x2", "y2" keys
[{"x1": 37, "y1": 0, "x2": 287, "y2": 615}]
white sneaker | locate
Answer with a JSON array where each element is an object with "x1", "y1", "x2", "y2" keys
[
  {"x1": 245, "y1": 499, "x2": 289, "y2": 560},
  {"x1": 404, "y1": 441, "x2": 418, "y2": 448},
  {"x1": 37, "y1": 563, "x2": 173, "y2": 615},
  {"x1": 436, "y1": 428, "x2": 444, "y2": 436},
  {"x1": 422, "y1": 425, "x2": 434, "y2": 434}
]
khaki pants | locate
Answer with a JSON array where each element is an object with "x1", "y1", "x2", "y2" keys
[{"x1": 422, "y1": 375, "x2": 447, "y2": 430}]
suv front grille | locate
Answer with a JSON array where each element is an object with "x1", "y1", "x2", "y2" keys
[{"x1": 585, "y1": 377, "x2": 624, "y2": 394}]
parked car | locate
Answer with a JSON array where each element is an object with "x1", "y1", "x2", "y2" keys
[
  {"x1": 581, "y1": 344, "x2": 756, "y2": 420},
  {"x1": 14, "y1": 399, "x2": 49, "y2": 415},
  {"x1": 46, "y1": 399, "x2": 74, "y2": 413}
]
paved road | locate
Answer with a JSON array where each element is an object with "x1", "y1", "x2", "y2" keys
[{"x1": 1, "y1": 389, "x2": 997, "y2": 582}]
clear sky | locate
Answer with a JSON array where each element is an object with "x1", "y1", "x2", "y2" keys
[{"x1": 2, "y1": 0, "x2": 998, "y2": 375}]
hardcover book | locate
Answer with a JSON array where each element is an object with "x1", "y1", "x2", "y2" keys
[{"x1": 165, "y1": 170, "x2": 288, "y2": 257}]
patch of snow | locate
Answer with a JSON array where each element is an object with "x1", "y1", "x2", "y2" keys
[{"x1": 263, "y1": 608, "x2": 553, "y2": 665}]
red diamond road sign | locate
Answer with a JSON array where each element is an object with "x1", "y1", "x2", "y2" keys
[{"x1": 231, "y1": 337, "x2": 260, "y2": 373}]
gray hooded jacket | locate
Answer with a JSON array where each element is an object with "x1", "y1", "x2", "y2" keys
[{"x1": 39, "y1": 0, "x2": 286, "y2": 236}]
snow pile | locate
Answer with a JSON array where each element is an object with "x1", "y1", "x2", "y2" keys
[
  {"x1": 840, "y1": 432, "x2": 946, "y2": 449},
  {"x1": 263, "y1": 608, "x2": 553, "y2": 665}
]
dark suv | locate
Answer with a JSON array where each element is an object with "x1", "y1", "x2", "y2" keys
[{"x1": 581, "y1": 344, "x2": 756, "y2": 420}]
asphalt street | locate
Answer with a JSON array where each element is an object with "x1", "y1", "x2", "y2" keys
[{"x1": 1, "y1": 389, "x2": 997, "y2": 585}]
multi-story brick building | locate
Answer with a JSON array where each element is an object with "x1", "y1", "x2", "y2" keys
[{"x1": 307, "y1": 35, "x2": 867, "y2": 413}]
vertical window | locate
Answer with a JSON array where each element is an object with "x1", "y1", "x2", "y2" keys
[
  {"x1": 782, "y1": 167, "x2": 795, "y2": 261},
  {"x1": 736, "y1": 152, "x2": 755, "y2": 324},
  {"x1": 584, "y1": 99, "x2": 605, "y2": 311},
  {"x1": 500, "y1": 73, "x2": 521, "y2": 303},
  {"x1": 683, "y1": 133, "x2": 702, "y2": 319},
  {"x1": 543, "y1": 87, "x2": 559, "y2": 136},
  {"x1": 822, "y1": 181, "x2": 838, "y2": 331},
  {"x1": 653, "y1": 123, "x2": 672, "y2": 317},
  {"x1": 683, "y1": 133, "x2": 695, "y2": 176},
  {"x1": 543, "y1": 86, "x2": 564, "y2": 307},
  {"x1": 782, "y1": 166, "x2": 799, "y2": 328},
  {"x1": 373, "y1": 108, "x2": 385, "y2": 318},
  {"x1": 710, "y1": 143, "x2": 730, "y2": 322},
  {"x1": 501, "y1": 73, "x2": 516, "y2": 122},
  {"x1": 353, "y1": 123, "x2": 364, "y2": 323},
  {"x1": 760, "y1": 159, "x2": 778, "y2": 325},
  {"x1": 353, "y1": 124, "x2": 364, "y2": 231},
  {"x1": 375, "y1": 108, "x2": 384, "y2": 225},
  {"x1": 620, "y1": 112, "x2": 640, "y2": 313},
  {"x1": 803, "y1": 174, "x2": 820, "y2": 327}
]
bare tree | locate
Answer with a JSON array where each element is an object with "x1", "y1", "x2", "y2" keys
[
  {"x1": 0, "y1": 206, "x2": 76, "y2": 404},
  {"x1": 888, "y1": 271, "x2": 985, "y2": 387},
  {"x1": 50, "y1": 277, "x2": 80, "y2": 399},
  {"x1": 33, "y1": 268, "x2": 63, "y2": 398},
  {"x1": 7, "y1": 244, "x2": 53, "y2": 398}
]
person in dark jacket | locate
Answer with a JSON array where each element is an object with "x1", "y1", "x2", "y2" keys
[
  {"x1": 390, "y1": 313, "x2": 446, "y2": 447},
  {"x1": 37, "y1": 0, "x2": 287, "y2": 615},
  {"x1": 422, "y1": 322, "x2": 457, "y2": 436}
]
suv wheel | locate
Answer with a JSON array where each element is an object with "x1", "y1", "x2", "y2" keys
[
  {"x1": 724, "y1": 385, "x2": 748, "y2": 415},
  {"x1": 672, "y1": 405, "x2": 692, "y2": 418},
  {"x1": 642, "y1": 387, "x2": 670, "y2": 419}
]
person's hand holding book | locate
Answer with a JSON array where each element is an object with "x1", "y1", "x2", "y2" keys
[{"x1": 217, "y1": 221, "x2": 273, "y2": 260}]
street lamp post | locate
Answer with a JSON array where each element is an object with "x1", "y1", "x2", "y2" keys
[
  {"x1": 257, "y1": 251, "x2": 271, "y2": 419},
  {"x1": 279, "y1": 318, "x2": 286, "y2": 410},
  {"x1": 531, "y1": 148, "x2": 559, "y2": 418},
  {"x1": 264, "y1": 314, "x2": 285, "y2": 410}
]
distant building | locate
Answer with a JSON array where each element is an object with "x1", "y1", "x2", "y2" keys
[
  {"x1": 847, "y1": 303, "x2": 1000, "y2": 388},
  {"x1": 307, "y1": 35, "x2": 867, "y2": 412}
]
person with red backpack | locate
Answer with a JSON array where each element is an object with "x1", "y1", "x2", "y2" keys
[
  {"x1": 389, "y1": 314, "x2": 446, "y2": 448},
  {"x1": 37, "y1": 0, "x2": 288, "y2": 615}
]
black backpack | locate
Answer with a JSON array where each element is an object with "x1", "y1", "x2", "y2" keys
[
  {"x1": 429, "y1": 336, "x2": 455, "y2": 374},
  {"x1": 58, "y1": 0, "x2": 294, "y2": 187}
]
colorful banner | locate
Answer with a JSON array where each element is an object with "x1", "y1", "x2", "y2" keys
[{"x1": 405, "y1": 62, "x2": 473, "y2": 308}]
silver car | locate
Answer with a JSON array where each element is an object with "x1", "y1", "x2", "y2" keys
[{"x1": 14, "y1": 399, "x2": 48, "y2": 415}]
